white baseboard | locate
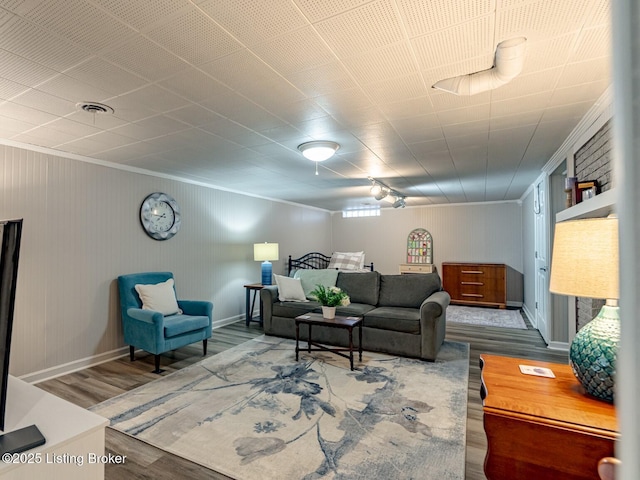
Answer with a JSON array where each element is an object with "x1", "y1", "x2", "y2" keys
[
  {"x1": 22, "y1": 315, "x2": 247, "y2": 385},
  {"x1": 506, "y1": 301, "x2": 523, "y2": 308},
  {"x1": 522, "y1": 304, "x2": 535, "y2": 328},
  {"x1": 547, "y1": 341, "x2": 569, "y2": 351}
]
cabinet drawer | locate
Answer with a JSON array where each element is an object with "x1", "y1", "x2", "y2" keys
[{"x1": 399, "y1": 263, "x2": 434, "y2": 274}]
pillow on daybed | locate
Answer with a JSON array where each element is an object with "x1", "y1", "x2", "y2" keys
[
  {"x1": 135, "y1": 278, "x2": 182, "y2": 315},
  {"x1": 328, "y1": 251, "x2": 365, "y2": 270},
  {"x1": 294, "y1": 269, "x2": 339, "y2": 299},
  {"x1": 274, "y1": 274, "x2": 308, "y2": 302}
]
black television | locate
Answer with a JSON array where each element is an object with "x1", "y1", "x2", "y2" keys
[{"x1": 0, "y1": 219, "x2": 22, "y2": 432}]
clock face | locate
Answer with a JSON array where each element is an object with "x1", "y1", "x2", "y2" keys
[{"x1": 140, "y1": 192, "x2": 181, "y2": 240}]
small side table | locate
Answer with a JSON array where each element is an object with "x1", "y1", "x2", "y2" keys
[{"x1": 244, "y1": 283, "x2": 264, "y2": 326}]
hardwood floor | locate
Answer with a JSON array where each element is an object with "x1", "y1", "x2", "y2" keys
[{"x1": 36, "y1": 316, "x2": 567, "y2": 479}]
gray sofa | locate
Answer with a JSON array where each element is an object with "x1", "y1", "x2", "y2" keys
[{"x1": 260, "y1": 271, "x2": 450, "y2": 361}]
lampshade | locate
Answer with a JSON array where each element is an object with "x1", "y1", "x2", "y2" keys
[
  {"x1": 253, "y1": 243, "x2": 279, "y2": 262},
  {"x1": 549, "y1": 216, "x2": 619, "y2": 299},
  {"x1": 297, "y1": 141, "x2": 340, "y2": 162},
  {"x1": 549, "y1": 215, "x2": 619, "y2": 403}
]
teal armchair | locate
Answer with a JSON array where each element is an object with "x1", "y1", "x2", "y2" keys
[{"x1": 117, "y1": 272, "x2": 213, "y2": 373}]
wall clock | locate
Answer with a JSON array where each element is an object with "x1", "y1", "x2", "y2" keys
[{"x1": 140, "y1": 192, "x2": 181, "y2": 240}]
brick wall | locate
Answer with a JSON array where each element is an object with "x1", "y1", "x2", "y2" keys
[
  {"x1": 573, "y1": 119, "x2": 612, "y2": 331},
  {"x1": 574, "y1": 120, "x2": 613, "y2": 192}
]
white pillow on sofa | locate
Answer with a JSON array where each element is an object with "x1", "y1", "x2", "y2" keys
[
  {"x1": 274, "y1": 274, "x2": 308, "y2": 302},
  {"x1": 135, "y1": 278, "x2": 182, "y2": 315}
]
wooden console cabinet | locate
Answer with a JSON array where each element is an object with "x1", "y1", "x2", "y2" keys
[
  {"x1": 480, "y1": 354, "x2": 618, "y2": 480},
  {"x1": 398, "y1": 263, "x2": 435, "y2": 274},
  {"x1": 442, "y1": 262, "x2": 508, "y2": 308}
]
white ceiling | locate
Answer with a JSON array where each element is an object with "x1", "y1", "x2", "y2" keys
[{"x1": 0, "y1": 0, "x2": 611, "y2": 211}]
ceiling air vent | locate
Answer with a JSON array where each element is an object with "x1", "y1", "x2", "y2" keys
[{"x1": 76, "y1": 102, "x2": 114, "y2": 115}]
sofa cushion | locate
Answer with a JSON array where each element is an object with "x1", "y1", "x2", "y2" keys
[
  {"x1": 293, "y1": 269, "x2": 339, "y2": 299},
  {"x1": 332, "y1": 303, "x2": 377, "y2": 317},
  {"x1": 163, "y1": 314, "x2": 210, "y2": 338},
  {"x1": 364, "y1": 307, "x2": 420, "y2": 334},
  {"x1": 273, "y1": 301, "x2": 318, "y2": 318},
  {"x1": 378, "y1": 273, "x2": 441, "y2": 308},
  {"x1": 336, "y1": 271, "x2": 380, "y2": 305}
]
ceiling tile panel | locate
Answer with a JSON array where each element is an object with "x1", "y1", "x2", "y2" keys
[
  {"x1": 0, "y1": 15, "x2": 91, "y2": 71},
  {"x1": 437, "y1": 104, "x2": 491, "y2": 125},
  {"x1": 199, "y1": 0, "x2": 308, "y2": 46},
  {"x1": 0, "y1": 77, "x2": 30, "y2": 100},
  {"x1": 378, "y1": 96, "x2": 435, "y2": 120},
  {"x1": 341, "y1": 42, "x2": 417, "y2": 85},
  {"x1": 92, "y1": 0, "x2": 192, "y2": 31},
  {"x1": 21, "y1": 0, "x2": 137, "y2": 51},
  {"x1": 314, "y1": 0, "x2": 404, "y2": 57},
  {"x1": 489, "y1": 67, "x2": 562, "y2": 101},
  {"x1": 570, "y1": 25, "x2": 611, "y2": 62},
  {"x1": 398, "y1": 0, "x2": 495, "y2": 37},
  {"x1": 411, "y1": 16, "x2": 494, "y2": 70},
  {"x1": 101, "y1": 37, "x2": 189, "y2": 80},
  {"x1": 287, "y1": 62, "x2": 357, "y2": 98},
  {"x1": 64, "y1": 58, "x2": 148, "y2": 96},
  {"x1": 11, "y1": 88, "x2": 77, "y2": 116},
  {"x1": 428, "y1": 89, "x2": 491, "y2": 112},
  {"x1": 519, "y1": 34, "x2": 576, "y2": 74},
  {"x1": 491, "y1": 91, "x2": 551, "y2": 117},
  {"x1": 0, "y1": 48, "x2": 58, "y2": 89},
  {"x1": 159, "y1": 68, "x2": 229, "y2": 103},
  {"x1": 146, "y1": 7, "x2": 242, "y2": 65},
  {"x1": 251, "y1": 26, "x2": 336, "y2": 75},
  {"x1": 362, "y1": 73, "x2": 427, "y2": 104},
  {"x1": 556, "y1": 58, "x2": 611, "y2": 88},
  {"x1": 36, "y1": 74, "x2": 113, "y2": 104},
  {"x1": 496, "y1": 0, "x2": 588, "y2": 43},
  {"x1": 293, "y1": 0, "x2": 372, "y2": 23}
]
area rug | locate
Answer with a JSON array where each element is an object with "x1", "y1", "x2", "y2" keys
[
  {"x1": 91, "y1": 335, "x2": 469, "y2": 479},
  {"x1": 447, "y1": 305, "x2": 527, "y2": 329}
]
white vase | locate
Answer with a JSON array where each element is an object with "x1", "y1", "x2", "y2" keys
[{"x1": 322, "y1": 306, "x2": 336, "y2": 319}]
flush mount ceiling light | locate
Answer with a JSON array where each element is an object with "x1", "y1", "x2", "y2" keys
[
  {"x1": 298, "y1": 141, "x2": 340, "y2": 175},
  {"x1": 432, "y1": 37, "x2": 527, "y2": 96},
  {"x1": 298, "y1": 141, "x2": 340, "y2": 162}
]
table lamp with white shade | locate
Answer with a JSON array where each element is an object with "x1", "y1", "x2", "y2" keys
[
  {"x1": 254, "y1": 242, "x2": 279, "y2": 285},
  {"x1": 549, "y1": 215, "x2": 619, "y2": 402}
]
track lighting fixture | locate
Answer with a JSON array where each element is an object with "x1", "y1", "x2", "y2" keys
[{"x1": 368, "y1": 177, "x2": 407, "y2": 208}]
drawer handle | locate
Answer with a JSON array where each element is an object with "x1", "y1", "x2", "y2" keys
[
  {"x1": 461, "y1": 281, "x2": 483, "y2": 285},
  {"x1": 461, "y1": 270, "x2": 483, "y2": 274},
  {"x1": 461, "y1": 293, "x2": 483, "y2": 298}
]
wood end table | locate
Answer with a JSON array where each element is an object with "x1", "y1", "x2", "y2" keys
[
  {"x1": 480, "y1": 354, "x2": 618, "y2": 480},
  {"x1": 295, "y1": 313, "x2": 363, "y2": 370}
]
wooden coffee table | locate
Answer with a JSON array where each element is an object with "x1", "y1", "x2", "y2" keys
[{"x1": 295, "y1": 312, "x2": 363, "y2": 370}]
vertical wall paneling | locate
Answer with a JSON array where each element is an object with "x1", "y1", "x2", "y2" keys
[
  {"x1": 331, "y1": 202, "x2": 524, "y2": 276},
  {"x1": 0, "y1": 144, "x2": 331, "y2": 378}
]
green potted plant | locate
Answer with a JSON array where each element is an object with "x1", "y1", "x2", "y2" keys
[{"x1": 309, "y1": 284, "x2": 350, "y2": 319}]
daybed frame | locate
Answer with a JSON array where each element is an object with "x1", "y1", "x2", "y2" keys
[{"x1": 288, "y1": 252, "x2": 374, "y2": 275}]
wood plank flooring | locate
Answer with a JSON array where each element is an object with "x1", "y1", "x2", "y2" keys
[{"x1": 36, "y1": 315, "x2": 567, "y2": 480}]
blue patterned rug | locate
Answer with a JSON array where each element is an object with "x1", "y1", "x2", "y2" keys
[{"x1": 91, "y1": 336, "x2": 469, "y2": 479}]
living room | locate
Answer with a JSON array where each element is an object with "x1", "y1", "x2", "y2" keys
[{"x1": 1, "y1": 0, "x2": 639, "y2": 479}]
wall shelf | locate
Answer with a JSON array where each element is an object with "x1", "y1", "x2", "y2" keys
[{"x1": 555, "y1": 188, "x2": 617, "y2": 222}]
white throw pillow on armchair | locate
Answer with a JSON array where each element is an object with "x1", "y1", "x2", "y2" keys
[{"x1": 135, "y1": 278, "x2": 182, "y2": 315}]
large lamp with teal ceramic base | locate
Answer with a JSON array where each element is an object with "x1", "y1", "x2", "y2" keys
[{"x1": 549, "y1": 215, "x2": 619, "y2": 403}]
